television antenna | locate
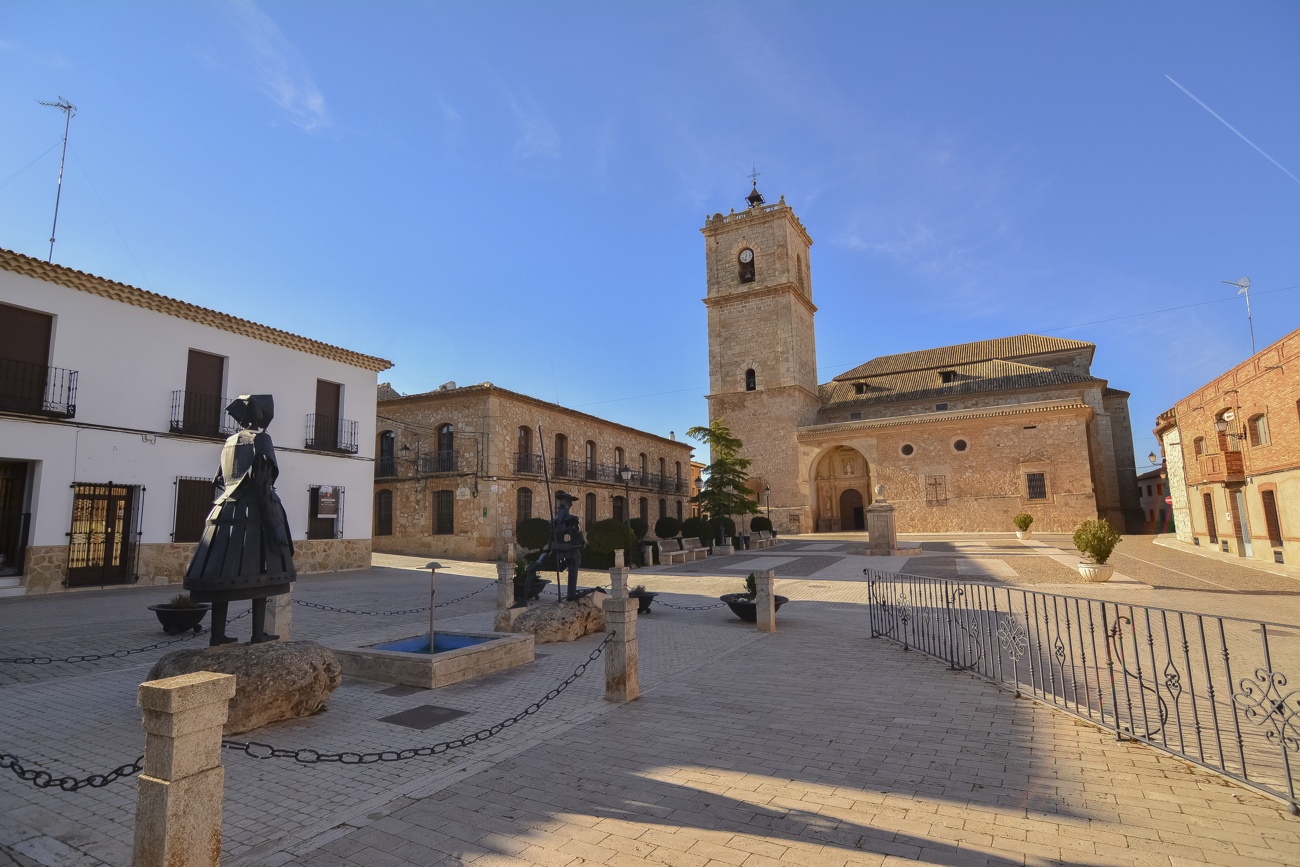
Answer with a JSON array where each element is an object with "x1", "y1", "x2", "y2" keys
[
  {"x1": 37, "y1": 96, "x2": 76, "y2": 263},
  {"x1": 1220, "y1": 277, "x2": 1255, "y2": 355}
]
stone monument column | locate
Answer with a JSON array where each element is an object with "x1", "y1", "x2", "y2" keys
[{"x1": 865, "y1": 484, "x2": 904, "y2": 556}]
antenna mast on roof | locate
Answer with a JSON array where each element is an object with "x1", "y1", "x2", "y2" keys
[
  {"x1": 1221, "y1": 277, "x2": 1255, "y2": 355},
  {"x1": 37, "y1": 96, "x2": 76, "y2": 263}
]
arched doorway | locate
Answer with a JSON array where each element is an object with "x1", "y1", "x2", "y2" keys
[
  {"x1": 839, "y1": 489, "x2": 865, "y2": 531},
  {"x1": 812, "y1": 445, "x2": 871, "y2": 532}
]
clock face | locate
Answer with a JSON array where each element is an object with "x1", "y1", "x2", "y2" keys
[{"x1": 739, "y1": 249, "x2": 753, "y2": 264}]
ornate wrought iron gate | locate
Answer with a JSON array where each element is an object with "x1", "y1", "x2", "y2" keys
[
  {"x1": 866, "y1": 569, "x2": 1300, "y2": 813},
  {"x1": 66, "y1": 483, "x2": 143, "y2": 587}
]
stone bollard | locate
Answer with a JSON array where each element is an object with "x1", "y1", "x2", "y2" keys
[
  {"x1": 754, "y1": 569, "x2": 777, "y2": 633},
  {"x1": 425, "y1": 562, "x2": 442, "y2": 648},
  {"x1": 608, "y1": 564, "x2": 629, "y2": 599},
  {"x1": 133, "y1": 671, "x2": 237, "y2": 867},
  {"x1": 603, "y1": 597, "x2": 639, "y2": 702},
  {"x1": 265, "y1": 589, "x2": 292, "y2": 641},
  {"x1": 495, "y1": 559, "x2": 515, "y2": 610},
  {"x1": 613, "y1": 548, "x2": 624, "y2": 568},
  {"x1": 642, "y1": 542, "x2": 655, "y2": 567}
]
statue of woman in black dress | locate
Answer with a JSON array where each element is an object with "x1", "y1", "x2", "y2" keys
[{"x1": 184, "y1": 394, "x2": 295, "y2": 645}]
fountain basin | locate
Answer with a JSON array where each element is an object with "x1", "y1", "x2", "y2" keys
[{"x1": 333, "y1": 630, "x2": 534, "y2": 689}]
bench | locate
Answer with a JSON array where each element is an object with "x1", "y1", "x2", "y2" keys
[
  {"x1": 680, "y1": 537, "x2": 708, "y2": 560},
  {"x1": 753, "y1": 530, "x2": 777, "y2": 549},
  {"x1": 657, "y1": 538, "x2": 690, "y2": 565}
]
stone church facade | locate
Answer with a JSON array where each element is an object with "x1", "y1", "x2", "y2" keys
[{"x1": 702, "y1": 188, "x2": 1141, "y2": 534}]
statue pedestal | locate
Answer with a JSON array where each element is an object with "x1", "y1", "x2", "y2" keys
[{"x1": 865, "y1": 499, "x2": 906, "y2": 556}]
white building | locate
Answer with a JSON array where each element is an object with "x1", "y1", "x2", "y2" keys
[{"x1": 0, "y1": 248, "x2": 391, "y2": 595}]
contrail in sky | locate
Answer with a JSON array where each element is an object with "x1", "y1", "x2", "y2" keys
[{"x1": 1166, "y1": 74, "x2": 1300, "y2": 186}]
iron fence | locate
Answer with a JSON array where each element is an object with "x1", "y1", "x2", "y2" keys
[
  {"x1": 420, "y1": 450, "x2": 458, "y2": 474},
  {"x1": 169, "y1": 390, "x2": 237, "y2": 438},
  {"x1": 304, "y1": 414, "x2": 359, "y2": 454},
  {"x1": 866, "y1": 569, "x2": 1300, "y2": 813},
  {"x1": 0, "y1": 359, "x2": 77, "y2": 418}
]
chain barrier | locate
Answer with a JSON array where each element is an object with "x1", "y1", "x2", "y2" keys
[
  {"x1": 293, "y1": 581, "x2": 493, "y2": 617},
  {"x1": 0, "y1": 751, "x2": 143, "y2": 791},
  {"x1": 651, "y1": 598, "x2": 729, "y2": 610},
  {"x1": 222, "y1": 632, "x2": 614, "y2": 765},
  {"x1": 0, "y1": 608, "x2": 251, "y2": 666}
]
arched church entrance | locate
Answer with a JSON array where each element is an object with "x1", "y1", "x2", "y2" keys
[
  {"x1": 812, "y1": 445, "x2": 871, "y2": 532},
  {"x1": 839, "y1": 489, "x2": 865, "y2": 531}
]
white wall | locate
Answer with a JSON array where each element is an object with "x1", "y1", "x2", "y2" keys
[{"x1": 1, "y1": 267, "x2": 381, "y2": 548}]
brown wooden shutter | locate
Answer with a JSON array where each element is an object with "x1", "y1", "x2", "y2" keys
[
  {"x1": 0, "y1": 303, "x2": 53, "y2": 366},
  {"x1": 173, "y1": 478, "x2": 216, "y2": 543},
  {"x1": 183, "y1": 351, "x2": 225, "y2": 436},
  {"x1": 314, "y1": 380, "x2": 342, "y2": 450}
]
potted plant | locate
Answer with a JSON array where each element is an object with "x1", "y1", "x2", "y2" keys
[
  {"x1": 1073, "y1": 518, "x2": 1122, "y2": 582},
  {"x1": 513, "y1": 555, "x2": 551, "y2": 600},
  {"x1": 1013, "y1": 512, "x2": 1034, "y2": 541},
  {"x1": 720, "y1": 573, "x2": 788, "y2": 623},
  {"x1": 627, "y1": 584, "x2": 657, "y2": 615},
  {"x1": 148, "y1": 592, "x2": 211, "y2": 635}
]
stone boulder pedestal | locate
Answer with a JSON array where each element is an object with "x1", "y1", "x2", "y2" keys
[
  {"x1": 147, "y1": 640, "x2": 341, "y2": 735},
  {"x1": 494, "y1": 590, "x2": 607, "y2": 643}
]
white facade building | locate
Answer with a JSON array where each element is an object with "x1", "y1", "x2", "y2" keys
[{"x1": 0, "y1": 249, "x2": 391, "y2": 595}]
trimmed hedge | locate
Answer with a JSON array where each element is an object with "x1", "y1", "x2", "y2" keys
[
  {"x1": 629, "y1": 517, "x2": 649, "y2": 541},
  {"x1": 654, "y1": 516, "x2": 681, "y2": 539},
  {"x1": 681, "y1": 517, "x2": 710, "y2": 547},
  {"x1": 709, "y1": 516, "x2": 736, "y2": 541},
  {"x1": 749, "y1": 515, "x2": 773, "y2": 533},
  {"x1": 583, "y1": 519, "x2": 638, "y2": 569},
  {"x1": 516, "y1": 517, "x2": 551, "y2": 551}
]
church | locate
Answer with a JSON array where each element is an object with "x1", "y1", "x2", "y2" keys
[{"x1": 702, "y1": 185, "x2": 1142, "y2": 535}]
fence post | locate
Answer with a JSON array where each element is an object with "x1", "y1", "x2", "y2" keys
[
  {"x1": 265, "y1": 589, "x2": 292, "y2": 641},
  {"x1": 496, "y1": 544, "x2": 515, "y2": 610},
  {"x1": 132, "y1": 671, "x2": 237, "y2": 867},
  {"x1": 754, "y1": 569, "x2": 776, "y2": 633},
  {"x1": 609, "y1": 561, "x2": 629, "y2": 599},
  {"x1": 603, "y1": 596, "x2": 638, "y2": 702}
]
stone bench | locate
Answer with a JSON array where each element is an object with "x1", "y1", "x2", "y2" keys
[
  {"x1": 657, "y1": 538, "x2": 690, "y2": 565},
  {"x1": 753, "y1": 530, "x2": 777, "y2": 549},
  {"x1": 680, "y1": 537, "x2": 708, "y2": 560}
]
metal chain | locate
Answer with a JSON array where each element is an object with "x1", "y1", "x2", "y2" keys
[
  {"x1": 292, "y1": 582, "x2": 492, "y2": 617},
  {"x1": 222, "y1": 632, "x2": 614, "y2": 765},
  {"x1": 651, "y1": 598, "x2": 729, "y2": 610},
  {"x1": 0, "y1": 609, "x2": 249, "y2": 666},
  {"x1": 0, "y1": 751, "x2": 143, "y2": 791}
]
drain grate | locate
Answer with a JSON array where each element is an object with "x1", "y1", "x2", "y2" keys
[{"x1": 377, "y1": 704, "x2": 470, "y2": 730}]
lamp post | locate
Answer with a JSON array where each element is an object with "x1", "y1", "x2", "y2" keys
[
  {"x1": 1148, "y1": 451, "x2": 1158, "y2": 466},
  {"x1": 618, "y1": 465, "x2": 632, "y2": 527},
  {"x1": 764, "y1": 485, "x2": 771, "y2": 522}
]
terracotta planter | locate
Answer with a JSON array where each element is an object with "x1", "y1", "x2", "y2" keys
[
  {"x1": 1077, "y1": 562, "x2": 1114, "y2": 583},
  {"x1": 148, "y1": 603, "x2": 211, "y2": 635}
]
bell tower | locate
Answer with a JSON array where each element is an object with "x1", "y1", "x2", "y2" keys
[{"x1": 701, "y1": 181, "x2": 820, "y2": 531}]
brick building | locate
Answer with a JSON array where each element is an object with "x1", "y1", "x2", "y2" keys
[
  {"x1": 1155, "y1": 327, "x2": 1300, "y2": 564},
  {"x1": 702, "y1": 186, "x2": 1142, "y2": 534},
  {"x1": 372, "y1": 382, "x2": 694, "y2": 561}
]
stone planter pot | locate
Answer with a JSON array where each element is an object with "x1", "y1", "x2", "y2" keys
[
  {"x1": 1015, "y1": 530, "x2": 1032, "y2": 541},
  {"x1": 148, "y1": 603, "x2": 211, "y2": 635},
  {"x1": 628, "y1": 593, "x2": 656, "y2": 614},
  {"x1": 1077, "y1": 562, "x2": 1114, "y2": 583},
  {"x1": 720, "y1": 593, "x2": 789, "y2": 623}
]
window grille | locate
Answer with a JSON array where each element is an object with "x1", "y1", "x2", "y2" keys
[
  {"x1": 374, "y1": 490, "x2": 392, "y2": 536},
  {"x1": 1026, "y1": 472, "x2": 1047, "y2": 500},
  {"x1": 925, "y1": 475, "x2": 947, "y2": 506},
  {"x1": 433, "y1": 490, "x2": 455, "y2": 535},
  {"x1": 517, "y1": 487, "x2": 532, "y2": 522}
]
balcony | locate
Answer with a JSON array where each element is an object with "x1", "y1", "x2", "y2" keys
[
  {"x1": 305, "y1": 414, "x2": 359, "y2": 454},
  {"x1": 170, "y1": 390, "x2": 237, "y2": 438},
  {"x1": 516, "y1": 452, "x2": 544, "y2": 475},
  {"x1": 1198, "y1": 450, "x2": 1244, "y2": 484},
  {"x1": 419, "y1": 450, "x2": 458, "y2": 475},
  {"x1": 0, "y1": 359, "x2": 77, "y2": 418},
  {"x1": 375, "y1": 456, "x2": 397, "y2": 477}
]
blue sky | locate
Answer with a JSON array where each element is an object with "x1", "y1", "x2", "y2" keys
[{"x1": 2, "y1": 1, "x2": 1297, "y2": 469}]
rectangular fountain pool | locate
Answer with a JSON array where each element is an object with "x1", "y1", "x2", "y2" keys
[{"x1": 333, "y1": 631, "x2": 534, "y2": 689}]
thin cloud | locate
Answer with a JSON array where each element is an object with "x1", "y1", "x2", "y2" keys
[
  {"x1": 229, "y1": 0, "x2": 329, "y2": 132},
  {"x1": 507, "y1": 93, "x2": 559, "y2": 159}
]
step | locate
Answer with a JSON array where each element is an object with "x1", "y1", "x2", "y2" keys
[{"x1": 0, "y1": 577, "x2": 27, "y2": 597}]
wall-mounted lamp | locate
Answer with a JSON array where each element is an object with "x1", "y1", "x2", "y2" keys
[
  {"x1": 1213, "y1": 418, "x2": 1247, "y2": 442},
  {"x1": 1148, "y1": 451, "x2": 1158, "y2": 465}
]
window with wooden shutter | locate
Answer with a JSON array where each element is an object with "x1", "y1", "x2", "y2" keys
[
  {"x1": 0, "y1": 302, "x2": 53, "y2": 414},
  {"x1": 173, "y1": 477, "x2": 216, "y2": 543}
]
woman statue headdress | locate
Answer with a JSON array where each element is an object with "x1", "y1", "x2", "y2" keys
[{"x1": 184, "y1": 394, "x2": 295, "y2": 644}]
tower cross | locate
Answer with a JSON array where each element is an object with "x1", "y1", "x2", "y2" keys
[{"x1": 748, "y1": 166, "x2": 761, "y2": 187}]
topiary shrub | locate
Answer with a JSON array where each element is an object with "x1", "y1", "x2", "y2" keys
[
  {"x1": 682, "y1": 517, "x2": 710, "y2": 547},
  {"x1": 654, "y1": 516, "x2": 681, "y2": 539},
  {"x1": 709, "y1": 516, "x2": 736, "y2": 542},
  {"x1": 1073, "y1": 518, "x2": 1121, "y2": 564},
  {"x1": 583, "y1": 519, "x2": 637, "y2": 569},
  {"x1": 629, "y1": 517, "x2": 649, "y2": 542},
  {"x1": 1012, "y1": 513, "x2": 1034, "y2": 532},
  {"x1": 749, "y1": 515, "x2": 772, "y2": 533},
  {"x1": 516, "y1": 517, "x2": 551, "y2": 551}
]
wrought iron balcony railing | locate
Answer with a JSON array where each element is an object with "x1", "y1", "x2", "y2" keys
[
  {"x1": 0, "y1": 359, "x2": 77, "y2": 418},
  {"x1": 867, "y1": 569, "x2": 1300, "y2": 813},
  {"x1": 170, "y1": 390, "x2": 238, "y2": 438},
  {"x1": 516, "y1": 452, "x2": 544, "y2": 475},
  {"x1": 304, "y1": 414, "x2": 359, "y2": 454},
  {"x1": 420, "y1": 450, "x2": 458, "y2": 474},
  {"x1": 376, "y1": 456, "x2": 397, "y2": 477}
]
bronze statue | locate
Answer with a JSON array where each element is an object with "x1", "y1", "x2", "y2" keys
[
  {"x1": 513, "y1": 490, "x2": 585, "y2": 606},
  {"x1": 184, "y1": 394, "x2": 295, "y2": 645}
]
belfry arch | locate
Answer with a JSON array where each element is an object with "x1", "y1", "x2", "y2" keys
[{"x1": 812, "y1": 445, "x2": 871, "y2": 532}]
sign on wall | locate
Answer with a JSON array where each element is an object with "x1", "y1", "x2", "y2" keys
[{"x1": 316, "y1": 485, "x2": 339, "y2": 517}]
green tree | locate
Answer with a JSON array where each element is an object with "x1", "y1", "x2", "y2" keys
[{"x1": 687, "y1": 419, "x2": 759, "y2": 527}]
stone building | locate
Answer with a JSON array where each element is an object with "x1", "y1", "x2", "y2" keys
[
  {"x1": 372, "y1": 382, "x2": 694, "y2": 561},
  {"x1": 0, "y1": 248, "x2": 390, "y2": 595},
  {"x1": 702, "y1": 186, "x2": 1141, "y2": 534},
  {"x1": 1155, "y1": 326, "x2": 1300, "y2": 564}
]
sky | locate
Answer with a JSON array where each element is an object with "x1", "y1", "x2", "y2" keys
[{"x1": 2, "y1": 1, "x2": 1297, "y2": 470}]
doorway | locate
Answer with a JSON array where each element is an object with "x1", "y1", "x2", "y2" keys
[
  {"x1": 1232, "y1": 490, "x2": 1253, "y2": 558},
  {"x1": 0, "y1": 462, "x2": 29, "y2": 576},
  {"x1": 66, "y1": 483, "x2": 140, "y2": 587},
  {"x1": 839, "y1": 489, "x2": 865, "y2": 531}
]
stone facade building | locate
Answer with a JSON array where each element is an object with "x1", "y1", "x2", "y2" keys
[
  {"x1": 1155, "y1": 326, "x2": 1300, "y2": 564},
  {"x1": 372, "y1": 383, "x2": 694, "y2": 561},
  {"x1": 702, "y1": 187, "x2": 1142, "y2": 534},
  {"x1": 0, "y1": 248, "x2": 390, "y2": 595}
]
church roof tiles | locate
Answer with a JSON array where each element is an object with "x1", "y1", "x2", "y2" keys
[
  {"x1": 819, "y1": 359, "x2": 1100, "y2": 409},
  {"x1": 831, "y1": 334, "x2": 1094, "y2": 380}
]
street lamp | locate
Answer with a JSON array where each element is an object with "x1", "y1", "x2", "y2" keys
[
  {"x1": 764, "y1": 485, "x2": 771, "y2": 521},
  {"x1": 618, "y1": 465, "x2": 632, "y2": 526},
  {"x1": 1148, "y1": 451, "x2": 1158, "y2": 466},
  {"x1": 694, "y1": 474, "x2": 703, "y2": 519}
]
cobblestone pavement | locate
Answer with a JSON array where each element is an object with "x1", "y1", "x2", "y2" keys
[{"x1": 2, "y1": 543, "x2": 1299, "y2": 866}]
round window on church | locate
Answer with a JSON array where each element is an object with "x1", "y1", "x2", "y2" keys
[
  {"x1": 900, "y1": 444, "x2": 914, "y2": 457},
  {"x1": 953, "y1": 439, "x2": 968, "y2": 453}
]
